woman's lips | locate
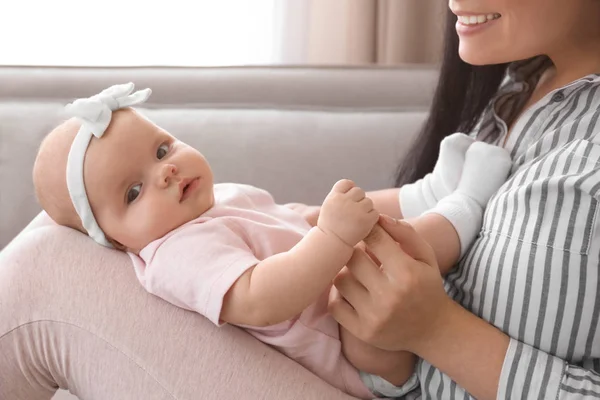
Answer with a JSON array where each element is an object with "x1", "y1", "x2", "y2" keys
[{"x1": 455, "y1": 15, "x2": 501, "y2": 36}]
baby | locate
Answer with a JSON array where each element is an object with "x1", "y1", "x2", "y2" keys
[{"x1": 33, "y1": 84, "x2": 511, "y2": 399}]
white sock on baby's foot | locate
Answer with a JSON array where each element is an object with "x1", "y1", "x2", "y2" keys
[
  {"x1": 425, "y1": 141, "x2": 512, "y2": 257},
  {"x1": 399, "y1": 133, "x2": 475, "y2": 219},
  {"x1": 432, "y1": 134, "x2": 477, "y2": 199},
  {"x1": 453, "y1": 142, "x2": 513, "y2": 207}
]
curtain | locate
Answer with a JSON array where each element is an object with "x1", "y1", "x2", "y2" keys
[{"x1": 275, "y1": 0, "x2": 446, "y2": 65}]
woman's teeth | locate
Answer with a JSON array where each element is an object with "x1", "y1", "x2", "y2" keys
[{"x1": 458, "y1": 13, "x2": 501, "y2": 25}]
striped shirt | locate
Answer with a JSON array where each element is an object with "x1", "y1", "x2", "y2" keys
[{"x1": 406, "y1": 56, "x2": 600, "y2": 399}]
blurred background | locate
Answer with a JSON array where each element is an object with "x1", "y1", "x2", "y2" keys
[{"x1": 0, "y1": 0, "x2": 445, "y2": 67}]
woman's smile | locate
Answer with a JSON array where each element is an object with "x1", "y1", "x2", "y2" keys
[{"x1": 455, "y1": 12, "x2": 502, "y2": 36}]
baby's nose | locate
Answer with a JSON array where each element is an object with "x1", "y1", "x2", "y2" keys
[{"x1": 157, "y1": 164, "x2": 177, "y2": 187}]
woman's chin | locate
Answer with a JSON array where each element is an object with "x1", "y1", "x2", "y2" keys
[
  {"x1": 458, "y1": 43, "x2": 513, "y2": 65},
  {"x1": 459, "y1": 48, "x2": 506, "y2": 66}
]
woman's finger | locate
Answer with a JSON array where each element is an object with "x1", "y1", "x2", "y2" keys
[
  {"x1": 332, "y1": 266, "x2": 370, "y2": 310},
  {"x1": 364, "y1": 245, "x2": 381, "y2": 266},
  {"x1": 362, "y1": 223, "x2": 412, "y2": 266},
  {"x1": 327, "y1": 286, "x2": 361, "y2": 332},
  {"x1": 344, "y1": 247, "x2": 385, "y2": 291}
]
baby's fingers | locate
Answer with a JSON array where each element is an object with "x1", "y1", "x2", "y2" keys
[
  {"x1": 332, "y1": 179, "x2": 355, "y2": 194},
  {"x1": 359, "y1": 196, "x2": 374, "y2": 212},
  {"x1": 347, "y1": 186, "x2": 366, "y2": 201}
]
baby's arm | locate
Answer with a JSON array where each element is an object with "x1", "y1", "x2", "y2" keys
[
  {"x1": 221, "y1": 179, "x2": 379, "y2": 327},
  {"x1": 221, "y1": 226, "x2": 352, "y2": 327}
]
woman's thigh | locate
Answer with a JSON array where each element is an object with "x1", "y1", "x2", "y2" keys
[{"x1": 0, "y1": 226, "x2": 355, "y2": 400}]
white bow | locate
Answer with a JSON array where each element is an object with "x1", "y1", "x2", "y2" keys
[
  {"x1": 65, "y1": 83, "x2": 152, "y2": 248},
  {"x1": 65, "y1": 82, "x2": 151, "y2": 138}
]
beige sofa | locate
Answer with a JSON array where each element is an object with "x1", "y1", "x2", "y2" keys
[{"x1": 0, "y1": 66, "x2": 437, "y2": 399}]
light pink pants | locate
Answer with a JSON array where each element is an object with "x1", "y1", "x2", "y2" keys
[{"x1": 0, "y1": 214, "x2": 356, "y2": 400}]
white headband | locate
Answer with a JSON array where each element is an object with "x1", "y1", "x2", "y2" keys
[{"x1": 65, "y1": 83, "x2": 152, "y2": 247}]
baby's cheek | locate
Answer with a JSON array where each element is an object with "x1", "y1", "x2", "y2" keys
[
  {"x1": 115, "y1": 209, "x2": 157, "y2": 250},
  {"x1": 133, "y1": 204, "x2": 178, "y2": 243}
]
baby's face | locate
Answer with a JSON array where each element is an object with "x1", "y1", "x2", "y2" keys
[{"x1": 84, "y1": 110, "x2": 214, "y2": 252}]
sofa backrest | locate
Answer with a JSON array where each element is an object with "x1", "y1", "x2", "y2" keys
[{"x1": 0, "y1": 66, "x2": 438, "y2": 248}]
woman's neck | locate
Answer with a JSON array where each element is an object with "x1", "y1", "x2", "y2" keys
[{"x1": 544, "y1": 38, "x2": 600, "y2": 94}]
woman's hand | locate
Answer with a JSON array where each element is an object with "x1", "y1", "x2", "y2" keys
[
  {"x1": 328, "y1": 216, "x2": 454, "y2": 354},
  {"x1": 331, "y1": 216, "x2": 511, "y2": 400},
  {"x1": 284, "y1": 203, "x2": 321, "y2": 226}
]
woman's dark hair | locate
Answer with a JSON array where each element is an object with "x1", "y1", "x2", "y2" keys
[{"x1": 394, "y1": 9, "x2": 509, "y2": 187}]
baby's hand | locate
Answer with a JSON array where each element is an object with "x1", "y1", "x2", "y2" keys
[{"x1": 318, "y1": 179, "x2": 379, "y2": 247}]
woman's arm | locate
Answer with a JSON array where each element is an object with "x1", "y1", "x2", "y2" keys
[
  {"x1": 412, "y1": 296, "x2": 509, "y2": 400},
  {"x1": 415, "y1": 297, "x2": 600, "y2": 400},
  {"x1": 329, "y1": 219, "x2": 600, "y2": 400},
  {"x1": 330, "y1": 221, "x2": 505, "y2": 399}
]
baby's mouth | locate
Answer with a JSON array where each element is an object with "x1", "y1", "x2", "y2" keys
[
  {"x1": 179, "y1": 177, "x2": 200, "y2": 202},
  {"x1": 180, "y1": 183, "x2": 191, "y2": 201}
]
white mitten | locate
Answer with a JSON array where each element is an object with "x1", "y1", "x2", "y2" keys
[
  {"x1": 425, "y1": 141, "x2": 512, "y2": 257},
  {"x1": 399, "y1": 133, "x2": 475, "y2": 218}
]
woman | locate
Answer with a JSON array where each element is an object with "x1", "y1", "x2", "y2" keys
[{"x1": 328, "y1": 0, "x2": 600, "y2": 399}]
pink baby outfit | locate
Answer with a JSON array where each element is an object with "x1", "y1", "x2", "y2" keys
[{"x1": 130, "y1": 183, "x2": 373, "y2": 399}]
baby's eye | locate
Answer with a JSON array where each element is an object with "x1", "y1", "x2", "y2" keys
[
  {"x1": 127, "y1": 184, "x2": 142, "y2": 204},
  {"x1": 157, "y1": 143, "x2": 170, "y2": 159}
]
